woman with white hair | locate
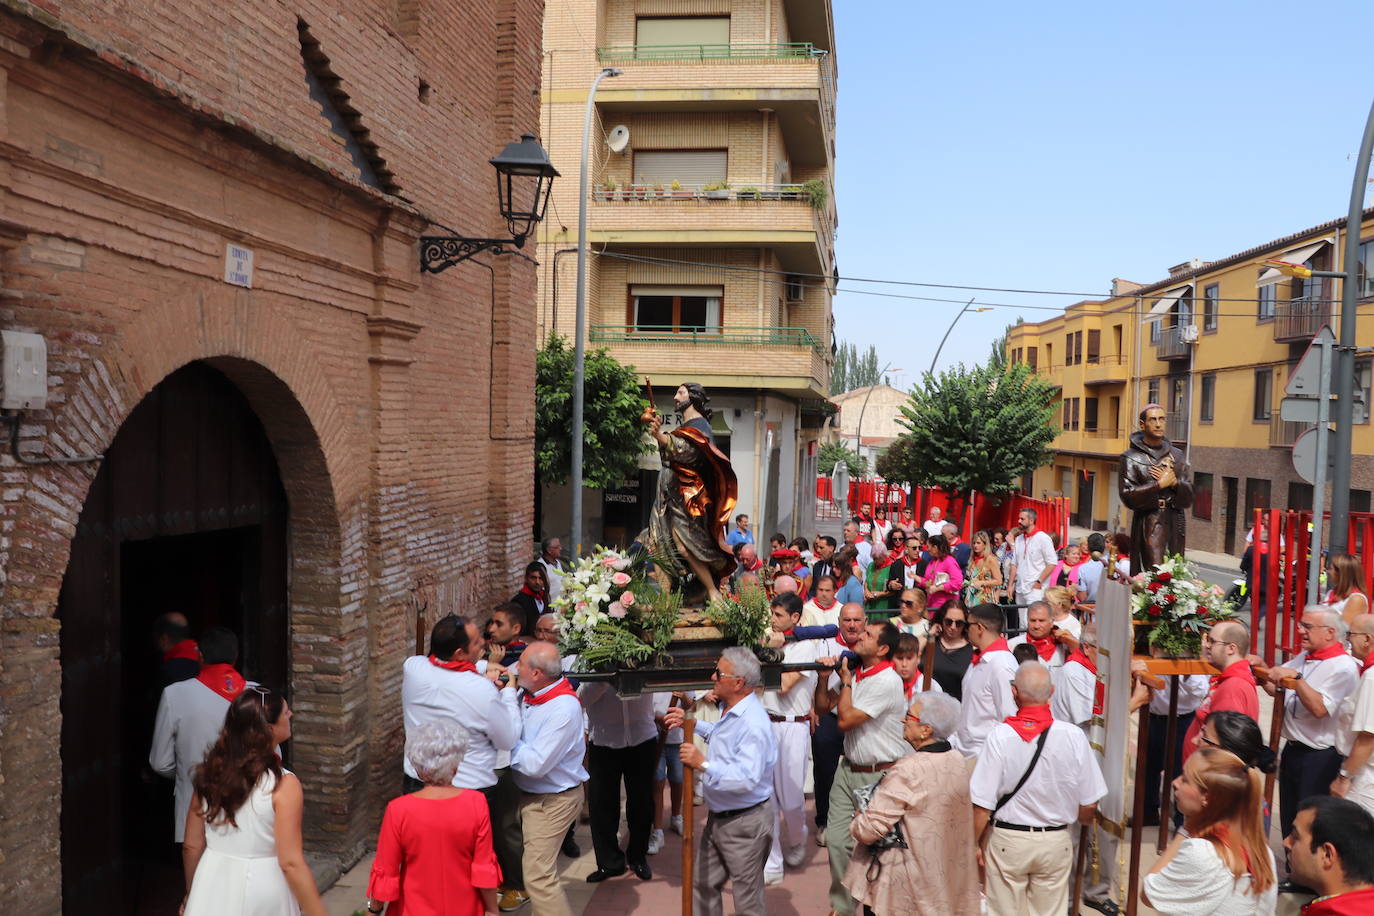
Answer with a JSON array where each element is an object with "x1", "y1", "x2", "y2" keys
[
  {"x1": 365, "y1": 722, "x2": 501, "y2": 915},
  {"x1": 842, "y1": 691, "x2": 978, "y2": 915}
]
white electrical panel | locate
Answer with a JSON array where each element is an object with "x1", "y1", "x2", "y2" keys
[{"x1": 1, "y1": 330, "x2": 47, "y2": 410}]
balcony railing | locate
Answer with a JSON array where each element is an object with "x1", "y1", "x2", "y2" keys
[
  {"x1": 1156, "y1": 326, "x2": 1192, "y2": 360},
  {"x1": 1274, "y1": 296, "x2": 1331, "y2": 342},
  {"x1": 1270, "y1": 415, "x2": 1305, "y2": 447},
  {"x1": 596, "y1": 42, "x2": 826, "y2": 62},
  {"x1": 593, "y1": 184, "x2": 815, "y2": 203},
  {"x1": 591, "y1": 324, "x2": 826, "y2": 356},
  {"x1": 1166, "y1": 414, "x2": 1189, "y2": 442}
]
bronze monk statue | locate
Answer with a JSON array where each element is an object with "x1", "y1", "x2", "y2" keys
[
  {"x1": 641, "y1": 382, "x2": 738, "y2": 605},
  {"x1": 1119, "y1": 403, "x2": 1193, "y2": 575}
]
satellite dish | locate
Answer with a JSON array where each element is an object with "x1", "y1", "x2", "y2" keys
[{"x1": 606, "y1": 125, "x2": 630, "y2": 154}]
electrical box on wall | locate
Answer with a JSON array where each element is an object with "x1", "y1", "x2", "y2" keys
[{"x1": 1, "y1": 330, "x2": 47, "y2": 410}]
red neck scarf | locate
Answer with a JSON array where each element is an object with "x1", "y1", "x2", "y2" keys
[
  {"x1": 973, "y1": 637, "x2": 1010, "y2": 665},
  {"x1": 779, "y1": 628, "x2": 795, "y2": 637},
  {"x1": 196, "y1": 664, "x2": 246, "y2": 702},
  {"x1": 1004, "y1": 704, "x2": 1054, "y2": 742},
  {"x1": 429, "y1": 654, "x2": 477, "y2": 674},
  {"x1": 902, "y1": 671, "x2": 922, "y2": 700},
  {"x1": 1066, "y1": 648, "x2": 1097, "y2": 675},
  {"x1": 1026, "y1": 634, "x2": 1057, "y2": 661},
  {"x1": 874, "y1": 554, "x2": 896, "y2": 571},
  {"x1": 524, "y1": 677, "x2": 579, "y2": 706},
  {"x1": 854, "y1": 660, "x2": 893, "y2": 683},
  {"x1": 1211, "y1": 659, "x2": 1256, "y2": 689},
  {"x1": 1360, "y1": 652, "x2": 1374, "y2": 675},
  {"x1": 1309, "y1": 643, "x2": 1349, "y2": 662},
  {"x1": 743, "y1": 557, "x2": 764, "y2": 572},
  {"x1": 836, "y1": 631, "x2": 861, "y2": 649},
  {"x1": 520, "y1": 585, "x2": 546, "y2": 602},
  {"x1": 163, "y1": 639, "x2": 200, "y2": 664},
  {"x1": 813, "y1": 597, "x2": 837, "y2": 612}
]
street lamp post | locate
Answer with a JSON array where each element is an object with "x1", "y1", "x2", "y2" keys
[
  {"x1": 929, "y1": 299, "x2": 992, "y2": 375},
  {"x1": 854, "y1": 363, "x2": 900, "y2": 460},
  {"x1": 570, "y1": 67, "x2": 622, "y2": 557}
]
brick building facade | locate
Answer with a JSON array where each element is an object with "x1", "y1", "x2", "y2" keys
[{"x1": 0, "y1": 0, "x2": 545, "y2": 909}]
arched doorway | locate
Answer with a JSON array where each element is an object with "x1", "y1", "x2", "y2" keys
[{"x1": 57, "y1": 362, "x2": 289, "y2": 913}]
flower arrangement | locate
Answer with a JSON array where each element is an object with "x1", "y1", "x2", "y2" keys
[
  {"x1": 554, "y1": 547, "x2": 679, "y2": 672},
  {"x1": 1131, "y1": 553, "x2": 1236, "y2": 658}
]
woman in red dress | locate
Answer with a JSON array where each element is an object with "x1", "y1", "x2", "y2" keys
[{"x1": 365, "y1": 723, "x2": 502, "y2": 915}]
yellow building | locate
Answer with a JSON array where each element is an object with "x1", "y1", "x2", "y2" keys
[
  {"x1": 538, "y1": 0, "x2": 838, "y2": 544},
  {"x1": 1008, "y1": 211, "x2": 1374, "y2": 556}
]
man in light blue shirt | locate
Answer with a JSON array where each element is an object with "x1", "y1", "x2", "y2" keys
[
  {"x1": 725, "y1": 513, "x2": 754, "y2": 547},
  {"x1": 665, "y1": 647, "x2": 777, "y2": 916}
]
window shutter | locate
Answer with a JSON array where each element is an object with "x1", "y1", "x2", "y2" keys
[
  {"x1": 633, "y1": 150, "x2": 727, "y2": 188},
  {"x1": 1086, "y1": 329, "x2": 1100, "y2": 363},
  {"x1": 635, "y1": 17, "x2": 731, "y2": 47}
]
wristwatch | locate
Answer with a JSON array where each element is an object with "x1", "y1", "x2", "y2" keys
[
  {"x1": 700, "y1": 760, "x2": 711, "y2": 772},
  {"x1": 1339, "y1": 768, "x2": 1352, "y2": 779},
  {"x1": 1292, "y1": 672, "x2": 1304, "y2": 681}
]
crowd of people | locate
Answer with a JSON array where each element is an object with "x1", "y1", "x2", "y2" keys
[{"x1": 142, "y1": 508, "x2": 1374, "y2": 916}]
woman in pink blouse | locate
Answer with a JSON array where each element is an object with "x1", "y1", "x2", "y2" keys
[
  {"x1": 917, "y1": 534, "x2": 964, "y2": 613},
  {"x1": 365, "y1": 723, "x2": 501, "y2": 915}
]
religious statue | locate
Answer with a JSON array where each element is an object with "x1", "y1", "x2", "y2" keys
[
  {"x1": 641, "y1": 382, "x2": 739, "y2": 605},
  {"x1": 1119, "y1": 403, "x2": 1193, "y2": 575}
]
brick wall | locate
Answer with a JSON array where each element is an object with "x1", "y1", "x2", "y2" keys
[{"x1": 0, "y1": 0, "x2": 544, "y2": 906}]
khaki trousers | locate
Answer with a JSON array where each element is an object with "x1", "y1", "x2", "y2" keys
[
  {"x1": 984, "y1": 825, "x2": 1072, "y2": 916},
  {"x1": 519, "y1": 785, "x2": 583, "y2": 916},
  {"x1": 825, "y1": 760, "x2": 885, "y2": 916}
]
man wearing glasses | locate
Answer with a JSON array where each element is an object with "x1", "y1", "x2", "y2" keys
[
  {"x1": 1332, "y1": 614, "x2": 1374, "y2": 817},
  {"x1": 1181, "y1": 620, "x2": 1257, "y2": 764},
  {"x1": 1264, "y1": 607, "x2": 1361, "y2": 842},
  {"x1": 664, "y1": 648, "x2": 777, "y2": 916}
]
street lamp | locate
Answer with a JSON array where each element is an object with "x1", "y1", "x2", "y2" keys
[
  {"x1": 570, "y1": 67, "x2": 623, "y2": 556},
  {"x1": 854, "y1": 363, "x2": 901, "y2": 460},
  {"x1": 929, "y1": 299, "x2": 993, "y2": 375},
  {"x1": 419, "y1": 133, "x2": 560, "y2": 272}
]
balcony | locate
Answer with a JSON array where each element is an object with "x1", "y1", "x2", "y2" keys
[
  {"x1": 1167, "y1": 414, "x2": 1189, "y2": 443},
  {"x1": 1156, "y1": 325, "x2": 1192, "y2": 360},
  {"x1": 1274, "y1": 296, "x2": 1331, "y2": 342},
  {"x1": 596, "y1": 42, "x2": 825, "y2": 62},
  {"x1": 1083, "y1": 355, "x2": 1129, "y2": 386},
  {"x1": 589, "y1": 325, "x2": 829, "y2": 397},
  {"x1": 1270, "y1": 415, "x2": 1305, "y2": 447}
]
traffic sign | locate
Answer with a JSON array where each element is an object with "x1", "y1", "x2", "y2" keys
[
  {"x1": 1280, "y1": 397, "x2": 1322, "y2": 423},
  {"x1": 1292, "y1": 426, "x2": 1336, "y2": 485},
  {"x1": 1286, "y1": 325, "x2": 1336, "y2": 397}
]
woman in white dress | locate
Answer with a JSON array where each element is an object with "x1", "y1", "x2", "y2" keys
[
  {"x1": 181, "y1": 686, "x2": 326, "y2": 916},
  {"x1": 1142, "y1": 746, "x2": 1277, "y2": 916}
]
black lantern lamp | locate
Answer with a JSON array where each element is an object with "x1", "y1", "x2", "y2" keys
[{"x1": 420, "y1": 132, "x2": 560, "y2": 274}]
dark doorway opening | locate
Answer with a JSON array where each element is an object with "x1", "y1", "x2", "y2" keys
[
  {"x1": 58, "y1": 362, "x2": 288, "y2": 914},
  {"x1": 1073, "y1": 471, "x2": 1095, "y2": 529},
  {"x1": 1222, "y1": 477, "x2": 1239, "y2": 555}
]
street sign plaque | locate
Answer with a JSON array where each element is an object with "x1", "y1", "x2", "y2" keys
[
  {"x1": 1280, "y1": 397, "x2": 1321, "y2": 424},
  {"x1": 1292, "y1": 426, "x2": 1337, "y2": 485},
  {"x1": 1285, "y1": 325, "x2": 1336, "y2": 397}
]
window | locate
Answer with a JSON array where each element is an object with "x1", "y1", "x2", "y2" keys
[
  {"x1": 1174, "y1": 294, "x2": 1193, "y2": 327},
  {"x1": 1065, "y1": 332, "x2": 1076, "y2": 365},
  {"x1": 1062, "y1": 398, "x2": 1080, "y2": 431},
  {"x1": 1194, "y1": 472, "x2": 1214, "y2": 521},
  {"x1": 1072, "y1": 397, "x2": 1081, "y2": 431},
  {"x1": 1170, "y1": 376, "x2": 1187, "y2": 416},
  {"x1": 1293, "y1": 247, "x2": 1330, "y2": 301},
  {"x1": 1149, "y1": 319, "x2": 1161, "y2": 343},
  {"x1": 1010, "y1": 347, "x2": 1022, "y2": 364},
  {"x1": 1045, "y1": 343, "x2": 1054, "y2": 367},
  {"x1": 633, "y1": 150, "x2": 727, "y2": 189},
  {"x1": 1253, "y1": 368, "x2": 1273, "y2": 421},
  {"x1": 1084, "y1": 397, "x2": 1099, "y2": 432},
  {"x1": 1112, "y1": 324, "x2": 1123, "y2": 359},
  {"x1": 1351, "y1": 490, "x2": 1372, "y2": 514},
  {"x1": 1026, "y1": 346, "x2": 1038, "y2": 370},
  {"x1": 1203, "y1": 283, "x2": 1219, "y2": 331},
  {"x1": 1147, "y1": 378, "x2": 1160, "y2": 405},
  {"x1": 1359, "y1": 240, "x2": 1374, "y2": 299},
  {"x1": 1086, "y1": 329, "x2": 1101, "y2": 364},
  {"x1": 636, "y1": 16, "x2": 731, "y2": 50},
  {"x1": 630, "y1": 285, "x2": 722, "y2": 332},
  {"x1": 1288, "y1": 482, "x2": 1314, "y2": 512},
  {"x1": 1258, "y1": 284, "x2": 1277, "y2": 321},
  {"x1": 1200, "y1": 374, "x2": 1215, "y2": 423},
  {"x1": 1359, "y1": 358, "x2": 1372, "y2": 425}
]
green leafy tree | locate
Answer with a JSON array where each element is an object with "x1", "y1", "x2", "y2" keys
[
  {"x1": 889, "y1": 359, "x2": 1059, "y2": 501},
  {"x1": 830, "y1": 340, "x2": 884, "y2": 395},
  {"x1": 535, "y1": 334, "x2": 650, "y2": 487},
  {"x1": 818, "y1": 440, "x2": 868, "y2": 477},
  {"x1": 874, "y1": 435, "x2": 919, "y2": 486}
]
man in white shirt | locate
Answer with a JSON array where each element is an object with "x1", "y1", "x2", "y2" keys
[
  {"x1": 1265, "y1": 605, "x2": 1362, "y2": 841},
  {"x1": 1008, "y1": 508, "x2": 1058, "y2": 623},
  {"x1": 149, "y1": 627, "x2": 249, "y2": 843},
  {"x1": 953, "y1": 603, "x2": 1020, "y2": 758},
  {"x1": 762, "y1": 593, "x2": 817, "y2": 883},
  {"x1": 922, "y1": 505, "x2": 946, "y2": 538},
  {"x1": 400, "y1": 614, "x2": 526, "y2": 906},
  {"x1": 579, "y1": 676, "x2": 659, "y2": 881},
  {"x1": 1008, "y1": 601, "x2": 1065, "y2": 669},
  {"x1": 817, "y1": 621, "x2": 908, "y2": 916},
  {"x1": 971, "y1": 662, "x2": 1107, "y2": 916},
  {"x1": 537, "y1": 537, "x2": 568, "y2": 602},
  {"x1": 511, "y1": 642, "x2": 589, "y2": 916},
  {"x1": 810, "y1": 602, "x2": 866, "y2": 839},
  {"x1": 1334, "y1": 613, "x2": 1374, "y2": 816},
  {"x1": 841, "y1": 521, "x2": 872, "y2": 571}
]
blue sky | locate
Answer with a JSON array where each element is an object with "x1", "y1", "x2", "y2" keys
[{"x1": 832, "y1": 0, "x2": 1374, "y2": 387}]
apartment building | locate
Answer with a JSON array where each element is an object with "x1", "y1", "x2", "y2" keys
[
  {"x1": 1007, "y1": 211, "x2": 1374, "y2": 556},
  {"x1": 538, "y1": 0, "x2": 838, "y2": 545}
]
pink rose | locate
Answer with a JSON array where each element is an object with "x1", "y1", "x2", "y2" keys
[
  {"x1": 575, "y1": 601, "x2": 587, "y2": 612},
  {"x1": 600, "y1": 556, "x2": 618, "y2": 569},
  {"x1": 608, "y1": 601, "x2": 627, "y2": 619},
  {"x1": 611, "y1": 571, "x2": 632, "y2": 587},
  {"x1": 619, "y1": 591, "x2": 636, "y2": 608}
]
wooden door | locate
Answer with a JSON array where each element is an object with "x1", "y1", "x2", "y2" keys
[
  {"x1": 57, "y1": 363, "x2": 288, "y2": 913},
  {"x1": 1223, "y1": 477, "x2": 1239, "y2": 555}
]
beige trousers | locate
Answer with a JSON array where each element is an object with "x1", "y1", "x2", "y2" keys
[
  {"x1": 519, "y1": 785, "x2": 583, "y2": 916},
  {"x1": 984, "y1": 824, "x2": 1072, "y2": 916}
]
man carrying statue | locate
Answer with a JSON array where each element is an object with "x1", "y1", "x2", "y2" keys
[
  {"x1": 641, "y1": 383, "x2": 739, "y2": 605},
  {"x1": 1119, "y1": 403, "x2": 1193, "y2": 574}
]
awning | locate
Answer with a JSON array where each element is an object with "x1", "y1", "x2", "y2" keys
[
  {"x1": 1257, "y1": 237, "x2": 1333, "y2": 287},
  {"x1": 1147, "y1": 284, "x2": 1194, "y2": 317}
]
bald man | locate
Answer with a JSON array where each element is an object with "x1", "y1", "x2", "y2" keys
[
  {"x1": 1334, "y1": 614, "x2": 1374, "y2": 815},
  {"x1": 1182, "y1": 619, "x2": 1259, "y2": 761}
]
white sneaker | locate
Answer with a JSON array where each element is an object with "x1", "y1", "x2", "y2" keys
[
  {"x1": 669, "y1": 815, "x2": 684, "y2": 836},
  {"x1": 784, "y1": 843, "x2": 807, "y2": 868},
  {"x1": 647, "y1": 828, "x2": 664, "y2": 855},
  {"x1": 764, "y1": 871, "x2": 784, "y2": 886}
]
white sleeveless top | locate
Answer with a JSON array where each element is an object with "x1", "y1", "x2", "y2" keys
[{"x1": 184, "y1": 770, "x2": 300, "y2": 916}]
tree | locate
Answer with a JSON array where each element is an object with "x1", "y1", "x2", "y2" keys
[
  {"x1": 874, "y1": 435, "x2": 918, "y2": 486},
  {"x1": 830, "y1": 340, "x2": 883, "y2": 395},
  {"x1": 887, "y1": 359, "x2": 1059, "y2": 501},
  {"x1": 535, "y1": 334, "x2": 651, "y2": 488},
  {"x1": 818, "y1": 440, "x2": 868, "y2": 477}
]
